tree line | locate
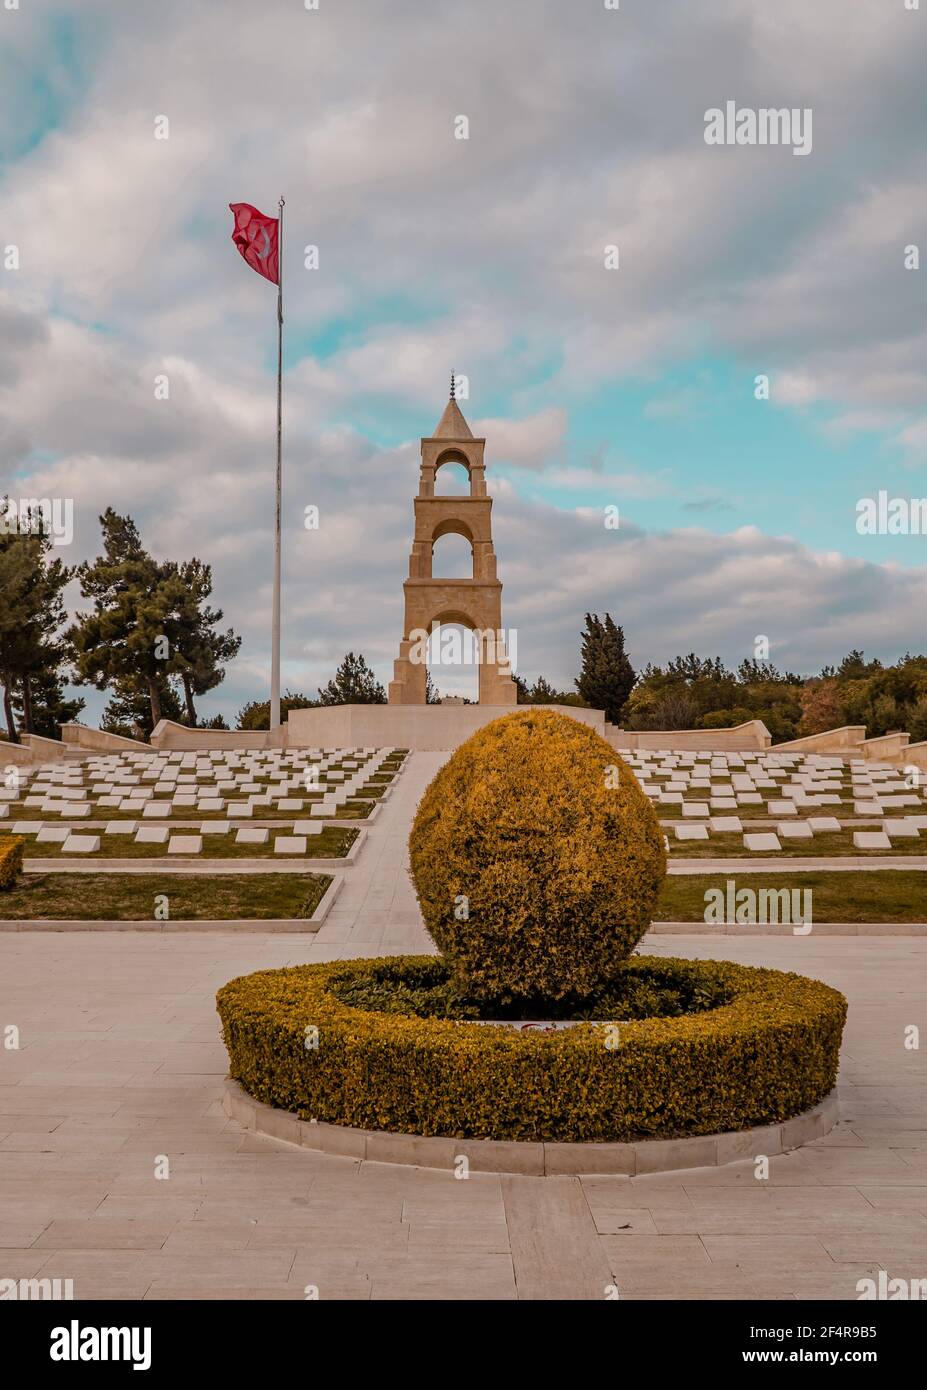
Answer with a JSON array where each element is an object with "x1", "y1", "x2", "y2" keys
[
  {"x1": 516, "y1": 617, "x2": 927, "y2": 744},
  {"x1": 3, "y1": 513, "x2": 925, "y2": 745}
]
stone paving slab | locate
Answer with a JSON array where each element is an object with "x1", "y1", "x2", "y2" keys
[
  {"x1": 0, "y1": 928, "x2": 923, "y2": 1300},
  {"x1": 2, "y1": 753, "x2": 926, "y2": 1299}
]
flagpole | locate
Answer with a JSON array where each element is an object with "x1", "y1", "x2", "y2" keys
[{"x1": 271, "y1": 196, "x2": 284, "y2": 731}]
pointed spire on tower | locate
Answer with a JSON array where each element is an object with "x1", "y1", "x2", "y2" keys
[{"x1": 433, "y1": 373, "x2": 473, "y2": 438}]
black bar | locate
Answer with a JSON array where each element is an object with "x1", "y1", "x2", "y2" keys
[{"x1": 3, "y1": 1299, "x2": 921, "y2": 1376}]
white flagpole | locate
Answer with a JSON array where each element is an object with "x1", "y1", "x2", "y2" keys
[{"x1": 271, "y1": 196, "x2": 284, "y2": 731}]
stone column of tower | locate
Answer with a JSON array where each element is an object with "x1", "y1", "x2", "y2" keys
[{"x1": 387, "y1": 388, "x2": 518, "y2": 706}]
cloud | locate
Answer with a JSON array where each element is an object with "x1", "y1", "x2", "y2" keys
[
  {"x1": 493, "y1": 512, "x2": 927, "y2": 687},
  {"x1": 2, "y1": 0, "x2": 926, "y2": 722},
  {"x1": 15, "y1": 370, "x2": 927, "y2": 725},
  {"x1": 471, "y1": 408, "x2": 567, "y2": 470},
  {"x1": 895, "y1": 417, "x2": 927, "y2": 463},
  {"x1": 682, "y1": 495, "x2": 734, "y2": 514},
  {"x1": 4, "y1": 0, "x2": 923, "y2": 402},
  {"x1": 823, "y1": 410, "x2": 905, "y2": 438},
  {"x1": 541, "y1": 468, "x2": 670, "y2": 498}
]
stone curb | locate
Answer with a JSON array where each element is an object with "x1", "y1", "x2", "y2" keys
[
  {"x1": 222, "y1": 1078, "x2": 838, "y2": 1177},
  {"x1": 668, "y1": 857, "x2": 927, "y2": 874},
  {"x1": 0, "y1": 874, "x2": 343, "y2": 934}
]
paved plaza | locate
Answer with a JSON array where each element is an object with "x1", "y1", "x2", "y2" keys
[{"x1": 2, "y1": 754, "x2": 926, "y2": 1300}]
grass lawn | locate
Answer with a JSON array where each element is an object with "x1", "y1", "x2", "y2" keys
[
  {"x1": 353, "y1": 781, "x2": 389, "y2": 799},
  {"x1": 655, "y1": 870, "x2": 927, "y2": 923},
  {"x1": 669, "y1": 829, "x2": 927, "y2": 858},
  {"x1": 0, "y1": 872, "x2": 331, "y2": 920},
  {"x1": 21, "y1": 826, "x2": 357, "y2": 860},
  {"x1": 6, "y1": 798, "x2": 380, "y2": 822}
]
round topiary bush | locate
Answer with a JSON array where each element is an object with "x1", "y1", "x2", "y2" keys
[{"x1": 408, "y1": 709, "x2": 666, "y2": 1003}]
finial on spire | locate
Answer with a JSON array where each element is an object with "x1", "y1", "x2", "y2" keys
[{"x1": 450, "y1": 371, "x2": 455, "y2": 400}]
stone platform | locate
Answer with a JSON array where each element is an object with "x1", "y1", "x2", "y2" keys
[{"x1": 284, "y1": 702, "x2": 605, "y2": 752}]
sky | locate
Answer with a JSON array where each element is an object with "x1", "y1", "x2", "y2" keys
[{"x1": 2, "y1": 0, "x2": 926, "y2": 720}]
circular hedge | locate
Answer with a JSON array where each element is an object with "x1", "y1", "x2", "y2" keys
[
  {"x1": 216, "y1": 954, "x2": 847, "y2": 1143},
  {"x1": 408, "y1": 709, "x2": 666, "y2": 1002}
]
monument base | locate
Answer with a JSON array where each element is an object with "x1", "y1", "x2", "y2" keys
[{"x1": 285, "y1": 703, "x2": 605, "y2": 752}]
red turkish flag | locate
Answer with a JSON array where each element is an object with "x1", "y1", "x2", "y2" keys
[{"x1": 229, "y1": 203, "x2": 279, "y2": 285}]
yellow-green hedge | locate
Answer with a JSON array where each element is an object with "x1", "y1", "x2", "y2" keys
[
  {"x1": 216, "y1": 955, "x2": 847, "y2": 1143},
  {"x1": 408, "y1": 709, "x2": 666, "y2": 1001},
  {"x1": 0, "y1": 836, "x2": 25, "y2": 891}
]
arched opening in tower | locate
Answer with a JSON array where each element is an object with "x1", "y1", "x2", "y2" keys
[
  {"x1": 431, "y1": 531, "x2": 474, "y2": 580},
  {"x1": 433, "y1": 460, "x2": 470, "y2": 496},
  {"x1": 426, "y1": 622, "x2": 480, "y2": 703}
]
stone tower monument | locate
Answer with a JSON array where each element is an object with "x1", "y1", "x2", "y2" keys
[{"x1": 387, "y1": 380, "x2": 518, "y2": 706}]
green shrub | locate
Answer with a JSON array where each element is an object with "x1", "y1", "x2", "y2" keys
[
  {"x1": 216, "y1": 954, "x2": 847, "y2": 1143},
  {"x1": 407, "y1": 709, "x2": 666, "y2": 1002},
  {"x1": 0, "y1": 836, "x2": 25, "y2": 891},
  {"x1": 327, "y1": 957, "x2": 731, "y2": 1021}
]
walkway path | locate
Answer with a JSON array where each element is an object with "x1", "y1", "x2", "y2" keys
[
  {"x1": 2, "y1": 754, "x2": 925, "y2": 1300},
  {"x1": 308, "y1": 751, "x2": 443, "y2": 957}
]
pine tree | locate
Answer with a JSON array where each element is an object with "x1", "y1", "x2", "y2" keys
[
  {"x1": 237, "y1": 690, "x2": 317, "y2": 731},
  {"x1": 836, "y1": 650, "x2": 881, "y2": 680},
  {"x1": 0, "y1": 504, "x2": 77, "y2": 740},
  {"x1": 515, "y1": 674, "x2": 570, "y2": 705},
  {"x1": 12, "y1": 668, "x2": 84, "y2": 739},
  {"x1": 0, "y1": 527, "x2": 34, "y2": 741},
  {"x1": 575, "y1": 612, "x2": 636, "y2": 723},
  {"x1": 101, "y1": 677, "x2": 184, "y2": 740},
  {"x1": 528, "y1": 675, "x2": 558, "y2": 703},
  {"x1": 171, "y1": 557, "x2": 241, "y2": 725},
  {"x1": 69, "y1": 510, "x2": 189, "y2": 730},
  {"x1": 69, "y1": 511, "x2": 238, "y2": 733},
  {"x1": 318, "y1": 652, "x2": 386, "y2": 705}
]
